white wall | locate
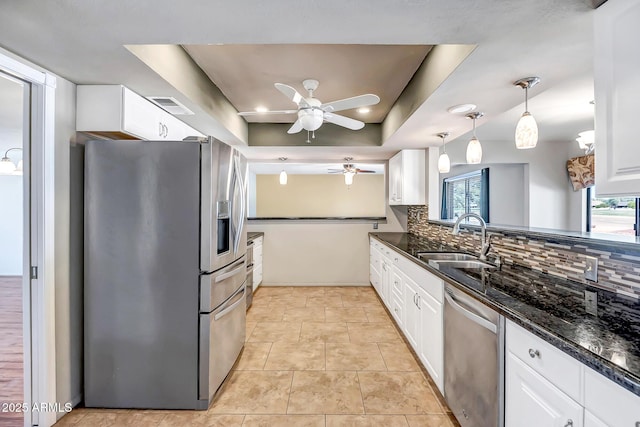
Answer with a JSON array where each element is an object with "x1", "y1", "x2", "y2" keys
[
  {"x1": 441, "y1": 163, "x2": 526, "y2": 227},
  {"x1": 0, "y1": 176, "x2": 22, "y2": 274},
  {"x1": 439, "y1": 137, "x2": 585, "y2": 231},
  {"x1": 53, "y1": 77, "x2": 80, "y2": 409},
  {"x1": 247, "y1": 201, "x2": 406, "y2": 286}
]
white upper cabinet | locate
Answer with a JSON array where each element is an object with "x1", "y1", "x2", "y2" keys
[
  {"x1": 77, "y1": 85, "x2": 204, "y2": 141},
  {"x1": 594, "y1": 0, "x2": 640, "y2": 196},
  {"x1": 388, "y1": 149, "x2": 426, "y2": 205}
]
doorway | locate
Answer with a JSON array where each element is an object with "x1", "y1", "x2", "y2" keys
[{"x1": 0, "y1": 70, "x2": 28, "y2": 427}]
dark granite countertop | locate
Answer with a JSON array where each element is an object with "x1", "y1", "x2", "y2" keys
[
  {"x1": 370, "y1": 232, "x2": 640, "y2": 397},
  {"x1": 247, "y1": 232, "x2": 264, "y2": 243}
]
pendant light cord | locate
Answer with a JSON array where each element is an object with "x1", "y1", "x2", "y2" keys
[{"x1": 524, "y1": 86, "x2": 529, "y2": 113}]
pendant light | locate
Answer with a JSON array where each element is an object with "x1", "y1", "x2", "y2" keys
[
  {"x1": 437, "y1": 132, "x2": 451, "y2": 173},
  {"x1": 465, "y1": 112, "x2": 484, "y2": 164},
  {"x1": 0, "y1": 148, "x2": 22, "y2": 175},
  {"x1": 514, "y1": 77, "x2": 541, "y2": 149},
  {"x1": 278, "y1": 157, "x2": 288, "y2": 185},
  {"x1": 576, "y1": 130, "x2": 595, "y2": 154}
]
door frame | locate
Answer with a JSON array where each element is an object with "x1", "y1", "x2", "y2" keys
[{"x1": 0, "y1": 51, "x2": 58, "y2": 427}]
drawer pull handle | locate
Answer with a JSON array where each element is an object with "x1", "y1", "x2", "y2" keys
[
  {"x1": 528, "y1": 349, "x2": 540, "y2": 358},
  {"x1": 564, "y1": 420, "x2": 573, "y2": 427}
]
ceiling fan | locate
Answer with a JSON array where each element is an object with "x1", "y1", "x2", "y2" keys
[
  {"x1": 237, "y1": 79, "x2": 380, "y2": 142},
  {"x1": 329, "y1": 157, "x2": 376, "y2": 185}
]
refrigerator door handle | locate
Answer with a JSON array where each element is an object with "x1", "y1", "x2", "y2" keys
[
  {"x1": 231, "y1": 156, "x2": 245, "y2": 255},
  {"x1": 214, "y1": 285, "x2": 246, "y2": 321},
  {"x1": 214, "y1": 263, "x2": 246, "y2": 283}
]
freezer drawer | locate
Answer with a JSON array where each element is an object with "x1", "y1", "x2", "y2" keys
[
  {"x1": 200, "y1": 256, "x2": 246, "y2": 312},
  {"x1": 199, "y1": 283, "x2": 246, "y2": 403}
]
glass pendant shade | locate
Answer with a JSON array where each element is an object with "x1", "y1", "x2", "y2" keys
[
  {"x1": 298, "y1": 109, "x2": 323, "y2": 131},
  {"x1": 515, "y1": 112, "x2": 538, "y2": 149},
  {"x1": 466, "y1": 137, "x2": 482, "y2": 164},
  {"x1": 576, "y1": 130, "x2": 595, "y2": 150},
  {"x1": 0, "y1": 158, "x2": 15, "y2": 175},
  {"x1": 438, "y1": 153, "x2": 450, "y2": 173},
  {"x1": 279, "y1": 170, "x2": 287, "y2": 185},
  {"x1": 344, "y1": 171, "x2": 355, "y2": 186}
]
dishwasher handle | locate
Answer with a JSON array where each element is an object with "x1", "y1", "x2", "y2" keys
[{"x1": 445, "y1": 290, "x2": 497, "y2": 334}]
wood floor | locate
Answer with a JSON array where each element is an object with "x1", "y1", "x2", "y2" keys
[
  {"x1": 55, "y1": 286, "x2": 456, "y2": 427},
  {"x1": 0, "y1": 276, "x2": 23, "y2": 427}
]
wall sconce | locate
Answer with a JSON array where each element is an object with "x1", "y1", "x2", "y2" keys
[
  {"x1": 514, "y1": 77, "x2": 541, "y2": 149},
  {"x1": 0, "y1": 147, "x2": 23, "y2": 175},
  {"x1": 465, "y1": 112, "x2": 484, "y2": 164},
  {"x1": 437, "y1": 132, "x2": 450, "y2": 173},
  {"x1": 279, "y1": 157, "x2": 288, "y2": 185}
]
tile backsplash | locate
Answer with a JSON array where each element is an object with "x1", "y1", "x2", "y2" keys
[{"x1": 407, "y1": 205, "x2": 640, "y2": 298}]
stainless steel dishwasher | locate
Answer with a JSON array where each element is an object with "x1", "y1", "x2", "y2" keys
[{"x1": 444, "y1": 283, "x2": 504, "y2": 427}]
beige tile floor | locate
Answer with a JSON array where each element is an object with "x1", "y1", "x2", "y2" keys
[{"x1": 54, "y1": 286, "x2": 457, "y2": 427}]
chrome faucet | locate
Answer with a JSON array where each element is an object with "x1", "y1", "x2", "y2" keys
[{"x1": 452, "y1": 213, "x2": 490, "y2": 260}]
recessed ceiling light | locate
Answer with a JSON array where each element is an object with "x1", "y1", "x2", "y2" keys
[
  {"x1": 255, "y1": 106, "x2": 268, "y2": 113},
  {"x1": 447, "y1": 104, "x2": 477, "y2": 114},
  {"x1": 358, "y1": 107, "x2": 371, "y2": 114}
]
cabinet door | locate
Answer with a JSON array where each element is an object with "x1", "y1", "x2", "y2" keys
[
  {"x1": 388, "y1": 153, "x2": 403, "y2": 205},
  {"x1": 122, "y1": 87, "x2": 164, "y2": 140},
  {"x1": 380, "y1": 258, "x2": 391, "y2": 306},
  {"x1": 162, "y1": 111, "x2": 203, "y2": 140},
  {"x1": 584, "y1": 411, "x2": 607, "y2": 427},
  {"x1": 417, "y1": 284, "x2": 443, "y2": 393},
  {"x1": 506, "y1": 352, "x2": 583, "y2": 427},
  {"x1": 403, "y1": 277, "x2": 419, "y2": 351},
  {"x1": 594, "y1": 0, "x2": 640, "y2": 196}
]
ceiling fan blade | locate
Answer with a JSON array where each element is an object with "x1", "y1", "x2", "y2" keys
[
  {"x1": 328, "y1": 169, "x2": 344, "y2": 173},
  {"x1": 356, "y1": 169, "x2": 376, "y2": 173},
  {"x1": 287, "y1": 119, "x2": 304, "y2": 134},
  {"x1": 237, "y1": 110, "x2": 298, "y2": 116},
  {"x1": 321, "y1": 94, "x2": 380, "y2": 113},
  {"x1": 323, "y1": 113, "x2": 365, "y2": 130},
  {"x1": 275, "y1": 83, "x2": 309, "y2": 107}
]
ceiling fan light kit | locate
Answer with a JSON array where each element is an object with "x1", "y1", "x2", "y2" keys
[
  {"x1": 238, "y1": 79, "x2": 380, "y2": 142},
  {"x1": 514, "y1": 76, "x2": 541, "y2": 149},
  {"x1": 437, "y1": 132, "x2": 451, "y2": 174},
  {"x1": 465, "y1": 112, "x2": 484, "y2": 164}
]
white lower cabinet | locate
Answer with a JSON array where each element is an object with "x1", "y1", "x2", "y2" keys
[
  {"x1": 506, "y1": 352, "x2": 583, "y2": 427},
  {"x1": 252, "y1": 236, "x2": 263, "y2": 290},
  {"x1": 369, "y1": 237, "x2": 444, "y2": 394},
  {"x1": 506, "y1": 320, "x2": 640, "y2": 427},
  {"x1": 584, "y1": 366, "x2": 640, "y2": 427},
  {"x1": 584, "y1": 411, "x2": 608, "y2": 427},
  {"x1": 416, "y1": 283, "x2": 443, "y2": 392}
]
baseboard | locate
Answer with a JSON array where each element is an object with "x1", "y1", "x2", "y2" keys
[{"x1": 260, "y1": 282, "x2": 371, "y2": 287}]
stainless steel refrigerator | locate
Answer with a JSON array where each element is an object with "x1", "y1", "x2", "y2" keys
[{"x1": 84, "y1": 137, "x2": 247, "y2": 410}]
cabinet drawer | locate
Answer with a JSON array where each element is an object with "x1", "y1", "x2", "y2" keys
[
  {"x1": 584, "y1": 367, "x2": 640, "y2": 426},
  {"x1": 392, "y1": 271, "x2": 403, "y2": 298},
  {"x1": 506, "y1": 320, "x2": 583, "y2": 404},
  {"x1": 390, "y1": 294, "x2": 403, "y2": 326}
]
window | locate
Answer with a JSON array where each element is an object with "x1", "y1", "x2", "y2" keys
[
  {"x1": 441, "y1": 168, "x2": 489, "y2": 222},
  {"x1": 587, "y1": 186, "x2": 640, "y2": 236}
]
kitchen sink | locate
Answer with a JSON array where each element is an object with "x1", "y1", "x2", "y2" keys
[
  {"x1": 417, "y1": 252, "x2": 478, "y2": 262},
  {"x1": 430, "y1": 259, "x2": 497, "y2": 270}
]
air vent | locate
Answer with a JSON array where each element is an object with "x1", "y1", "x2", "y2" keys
[{"x1": 147, "y1": 96, "x2": 195, "y2": 115}]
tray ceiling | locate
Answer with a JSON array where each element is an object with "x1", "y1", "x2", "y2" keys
[{"x1": 182, "y1": 44, "x2": 432, "y2": 123}]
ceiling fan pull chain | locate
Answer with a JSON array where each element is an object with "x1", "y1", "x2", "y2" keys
[
  {"x1": 306, "y1": 130, "x2": 311, "y2": 144},
  {"x1": 312, "y1": 130, "x2": 316, "y2": 139}
]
